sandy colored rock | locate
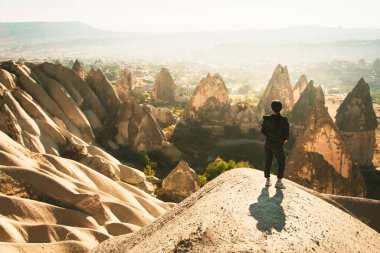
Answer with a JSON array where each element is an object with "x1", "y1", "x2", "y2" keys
[
  {"x1": 286, "y1": 99, "x2": 366, "y2": 197},
  {"x1": 293, "y1": 74, "x2": 308, "y2": 103},
  {"x1": 115, "y1": 67, "x2": 133, "y2": 102},
  {"x1": 145, "y1": 105, "x2": 176, "y2": 129},
  {"x1": 72, "y1": 59, "x2": 85, "y2": 79},
  {"x1": 115, "y1": 97, "x2": 165, "y2": 152},
  {"x1": 336, "y1": 78, "x2": 378, "y2": 166},
  {"x1": 92, "y1": 169, "x2": 379, "y2": 253},
  {"x1": 151, "y1": 67, "x2": 176, "y2": 104},
  {"x1": 288, "y1": 81, "x2": 325, "y2": 141},
  {"x1": 0, "y1": 68, "x2": 16, "y2": 90},
  {"x1": 86, "y1": 68, "x2": 121, "y2": 117},
  {"x1": 257, "y1": 64, "x2": 294, "y2": 117},
  {"x1": 184, "y1": 73, "x2": 228, "y2": 122},
  {"x1": 162, "y1": 160, "x2": 201, "y2": 202}
]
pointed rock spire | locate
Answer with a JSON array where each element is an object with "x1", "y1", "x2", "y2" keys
[
  {"x1": 72, "y1": 59, "x2": 84, "y2": 79},
  {"x1": 335, "y1": 78, "x2": 378, "y2": 166},
  {"x1": 151, "y1": 67, "x2": 176, "y2": 104},
  {"x1": 293, "y1": 74, "x2": 308, "y2": 103},
  {"x1": 257, "y1": 64, "x2": 294, "y2": 117}
]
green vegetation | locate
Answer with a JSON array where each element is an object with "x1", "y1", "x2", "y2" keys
[
  {"x1": 199, "y1": 158, "x2": 252, "y2": 186},
  {"x1": 142, "y1": 154, "x2": 157, "y2": 176}
]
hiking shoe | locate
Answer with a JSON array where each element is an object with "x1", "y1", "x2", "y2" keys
[
  {"x1": 265, "y1": 178, "x2": 272, "y2": 187},
  {"x1": 275, "y1": 180, "x2": 286, "y2": 189}
]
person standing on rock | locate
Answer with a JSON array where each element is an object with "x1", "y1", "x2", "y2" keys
[{"x1": 261, "y1": 100, "x2": 289, "y2": 189}]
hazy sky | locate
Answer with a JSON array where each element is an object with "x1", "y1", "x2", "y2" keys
[{"x1": 1, "y1": 0, "x2": 380, "y2": 32}]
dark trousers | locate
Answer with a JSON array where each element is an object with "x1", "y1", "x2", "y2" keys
[{"x1": 264, "y1": 143, "x2": 285, "y2": 179}]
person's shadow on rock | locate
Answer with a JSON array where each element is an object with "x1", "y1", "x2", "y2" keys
[{"x1": 249, "y1": 187, "x2": 285, "y2": 234}]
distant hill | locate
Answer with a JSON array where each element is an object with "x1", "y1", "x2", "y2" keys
[{"x1": 1, "y1": 22, "x2": 380, "y2": 63}]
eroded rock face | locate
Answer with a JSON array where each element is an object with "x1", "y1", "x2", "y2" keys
[
  {"x1": 145, "y1": 105, "x2": 176, "y2": 129},
  {"x1": 286, "y1": 95, "x2": 366, "y2": 197},
  {"x1": 72, "y1": 59, "x2": 84, "y2": 79},
  {"x1": 293, "y1": 74, "x2": 308, "y2": 103},
  {"x1": 115, "y1": 68, "x2": 134, "y2": 102},
  {"x1": 161, "y1": 160, "x2": 201, "y2": 202},
  {"x1": 257, "y1": 64, "x2": 294, "y2": 117},
  {"x1": 0, "y1": 69, "x2": 16, "y2": 90},
  {"x1": 182, "y1": 74, "x2": 259, "y2": 134},
  {"x1": 86, "y1": 68, "x2": 121, "y2": 117},
  {"x1": 336, "y1": 78, "x2": 378, "y2": 166},
  {"x1": 151, "y1": 67, "x2": 176, "y2": 104},
  {"x1": 288, "y1": 81, "x2": 325, "y2": 142},
  {"x1": 115, "y1": 97, "x2": 166, "y2": 152}
]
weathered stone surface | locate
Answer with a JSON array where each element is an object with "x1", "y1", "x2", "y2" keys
[
  {"x1": 184, "y1": 73, "x2": 228, "y2": 122},
  {"x1": 72, "y1": 59, "x2": 84, "y2": 79},
  {"x1": 151, "y1": 67, "x2": 176, "y2": 104},
  {"x1": 286, "y1": 96, "x2": 366, "y2": 197},
  {"x1": 257, "y1": 64, "x2": 294, "y2": 117},
  {"x1": 115, "y1": 67, "x2": 134, "y2": 102},
  {"x1": 80, "y1": 155, "x2": 119, "y2": 181},
  {"x1": 39, "y1": 62, "x2": 107, "y2": 123},
  {"x1": 293, "y1": 74, "x2": 308, "y2": 103},
  {"x1": 0, "y1": 68, "x2": 16, "y2": 90},
  {"x1": 115, "y1": 97, "x2": 165, "y2": 152},
  {"x1": 336, "y1": 78, "x2": 377, "y2": 132},
  {"x1": 145, "y1": 105, "x2": 176, "y2": 129},
  {"x1": 288, "y1": 81, "x2": 325, "y2": 140},
  {"x1": 162, "y1": 160, "x2": 201, "y2": 202},
  {"x1": 86, "y1": 68, "x2": 121, "y2": 117},
  {"x1": 182, "y1": 74, "x2": 259, "y2": 134},
  {"x1": 335, "y1": 79, "x2": 377, "y2": 166}
]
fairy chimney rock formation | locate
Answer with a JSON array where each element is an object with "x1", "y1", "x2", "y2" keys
[
  {"x1": 72, "y1": 59, "x2": 84, "y2": 79},
  {"x1": 115, "y1": 67, "x2": 134, "y2": 102},
  {"x1": 151, "y1": 67, "x2": 176, "y2": 104},
  {"x1": 336, "y1": 78, "x2": 378, "y2": 166},
  {"x1": 293, "y1": 74, "x2": 308, "y2": 103},
  {"x1": 183, "y1": 73, "x2": 228, "y2": 122},
  {"x1": 286, "y1": 90, "x2": 366, "y2": 197},
  {"x1": 161, "y1": 160, "x2": 201, "y2": 202},
  {"x1": 115, "y1": 97, "x2": 166, "y2": 152},
  {"x1": 288, "y1": 81, "x2": 325, "y2": 140},
  {"x1": 86, "y1": 68, "x2": 121, "y2": 117},
  {"x1": 257, "y1": 64, "x2": 294, "y2": 117}
]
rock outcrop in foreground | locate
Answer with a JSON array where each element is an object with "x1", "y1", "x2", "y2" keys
[
  {"x1": 286, "y1": 87, "x2": 366, "y2": 197},
  {"x1": 151, "y1": 67, "x2": 176, "y2": 104},
  {"x1": 335, "y1": 78, "x2": 378, "y2": 166},
  {"x1": 0, "y1": 131, "x2": 174, "y2": 253},
  {"x1": 92, "y1": 169, "x2": 379, "y2": 253},
  {"x1": 257, "y1": 64, "x2": 294, "y2": 117}
]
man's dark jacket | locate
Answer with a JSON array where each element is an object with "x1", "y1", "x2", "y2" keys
[{"x1": 261, "y1": 114, "x2": 289, "y2": 144}]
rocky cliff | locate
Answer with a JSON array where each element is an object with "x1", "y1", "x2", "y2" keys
[
  {"x1": 114, "y1": 67, "x2": 134, "y2": 102},
  {"x1": 335, "y1": 78, "x2": 378, "y2": 166}
]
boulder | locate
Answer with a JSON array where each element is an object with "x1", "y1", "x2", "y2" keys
[
  {"x1": 293, "y1": 74, "x2": 308, "y2": 103},
  {"x1": 161, "y1": 160, "x2": 201, "y2": 202},
  {"x1": 151, "y1": 67, "x2": 176, "y2": 104},
  {"x1": 335, "y1": 78, "x2": 378, "y2": 166},
  {"x1": 72, "y1": 59, "x2": 84, "y2": 79},
  {"x1": 257, "y1": 64, "x2": 294, "y2": 117}
]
